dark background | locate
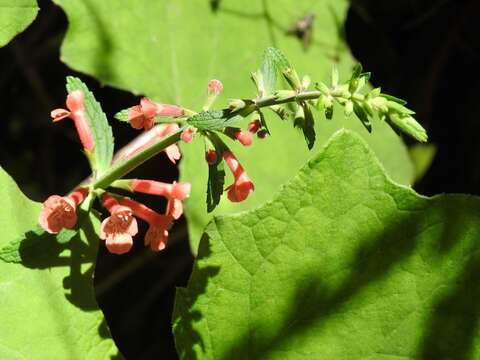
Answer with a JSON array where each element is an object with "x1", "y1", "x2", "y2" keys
[{"x1": 0, "y1": 0, "x2": 478, "y2": 358}]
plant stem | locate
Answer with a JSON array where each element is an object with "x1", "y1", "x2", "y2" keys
[
  {"x1": 92, "y1": 127, "x2": 184, "y2": 189},
  {"x1": 255, "y1": 90, "x2": 322, "y2": 108}
]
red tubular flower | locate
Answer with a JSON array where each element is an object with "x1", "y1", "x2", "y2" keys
[
  {"x1": 38, "y1": 187, "x2": 88, "y2": 234},
  {"x1": 51, "y1": 90, "x2": 94, "y2": 152},
  {"x1": 234, "y1": 130, "x2": 253, "y2": 146},
  {"x1": 223, "y1": 151, "x2": 254, "y2": 202},
  {"x1": 113, "y1": 123, "x2": 181, "y2": 164},
  {"x1": 129, "y1": 179, "x2": 191, "y2": 219},
  {"x1": 100, "y1": 194, "x2": 138, "y2": 255},
  {"x1": 129, "y1": 180, "x2": 191, "y2": 200},
  {"x1": 128, "y1": 97, "x2": 184, "y2": 131},
  {"x1": 120, "y1": 198, "x2": 173, "y2": 251}
]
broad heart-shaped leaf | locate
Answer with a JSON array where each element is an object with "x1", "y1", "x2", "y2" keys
[
  {"x1": 66, "y1": 76, "x2": 114, "y2": 176},
  {"x1": 0, "y1": 0, "x2": 38, "y2": 47},
  {"x1": 0, "y1": 167, "x2": 118, "y2": 359},
  {"x1": 52, "y1": 0, "x2": 414, "y2": 252},
  {"x1": 173, "y1": 130, "x2": 480, "y2": 359}
]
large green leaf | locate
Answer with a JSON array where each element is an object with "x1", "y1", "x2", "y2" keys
[
  {"x1": 0, "y1": 167, "x2": 118, "y2": 359},
  {"x1": 52, "y1": 0, "x2": 415, "y2": 252},
  {"x1": 173, "y1": 130, "x2": 480, "y2": 359},
  {"x1": 0, "y1": 0, "x2": 38, "y2": 47}
]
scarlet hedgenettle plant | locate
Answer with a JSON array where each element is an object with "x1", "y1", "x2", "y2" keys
[{"x1": 37, "y1": 47, "x2": 427, "y2": 254}]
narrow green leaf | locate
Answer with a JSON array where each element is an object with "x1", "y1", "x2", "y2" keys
[
  {"x1": 66, "y1": 76, "x2": 114, "y2": 175},
  {"x1": 206, "y1": 160, "x2": 226, "y2": 213},
  {"x1": 380, "y1": 93, "x2": 408, "y2": 105},
  {"x1": 353, "y1": 102, "x2": 372, "y2": 133},
  {"x1": 302, "y1": 104, "x2": 316, "y2": 149},
  {"x1": 351, "y1": 63, "x2": 363, "y2": 80},
  {"x1": 387, "y1": 113, "x2": 428, "y2": 142},
  {"x1": 257, "y1": 110, "x2": 270, "y2": 135},
  {"x1": 387, "y1": 100, "x2": 416, "y2": 115}
]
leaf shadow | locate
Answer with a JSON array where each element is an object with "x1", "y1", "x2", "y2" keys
[
  {"x1": 11, "y1": 209, "x2": 118, "y2": 351},
  {"x1": 201, "y1": 200, "x2": 480, "y2": 359},
  {"x1": 173, "y1": 233, "x2": 220, "y2": 360},
  {"x1": 18, "y1": 215, "x2": 99, "y2": 311},
  {"x1": 417, "y1": 249, "x2": 480, "y2": 360}
]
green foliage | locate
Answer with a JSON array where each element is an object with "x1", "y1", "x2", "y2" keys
[
  {"x1": 173, "y1": 130, "x2": 480, "y2": 359},
  {"x1": 0, "y1": 167, "x2": 117, "y2": 359},
  {"x1": 66, "y1": 76, "x2": 114, "y2": 175},
  {"x1": 0, "y1": 0, "x2": 38, "y2": 47}
]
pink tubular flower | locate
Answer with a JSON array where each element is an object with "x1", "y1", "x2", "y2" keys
[
  {"x1": 235, "y1": 130, "x2": 253, "y2": 146},
  {"x1": 181, "y1": 128, "x2": 194, "y2": 143},
  {"x1": 100, "y1": 194, "x2": 138, "y2": 255},
  {"x1": 51, "y1": 90, "x2": 94, "y2": 152},
  {"x1": 38, "y1": 188, "x2": 88, "y2": 234},
  {"x1": 128, "y1": 97, "x2": 184, "y2": 131},
  {"x1": 208, "y1": 79, "x2": 223, "y2": 96},
  {"x1": 120, "y1": 198, "x2": 173, "y2": 252},
  {"x1": 223, "y1": 151, "x2": 254, "y2": 202},
  {"x1": 129, "y1": 179, "x2": 191, "y2": 219},
  {"x1": 113, "y1": 123, "x2": 181, "y2": 164}
]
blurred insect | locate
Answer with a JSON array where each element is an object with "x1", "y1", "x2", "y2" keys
[{"x1": 287, "y1": 14, "x2": 315, "y2": 51}]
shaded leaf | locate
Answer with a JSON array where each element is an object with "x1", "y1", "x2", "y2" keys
[
  {"x1": 206, "y1": 160, "x2": 225, "y2": 213},
  {"x1": 353, "y1": 102, "x2": 372, "y2": 133}
]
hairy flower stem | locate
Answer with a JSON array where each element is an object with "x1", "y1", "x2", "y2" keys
[
  {"x1": 91, "y1": 127, "x2": 184, "y2": 189},
  {"x1": 84, "y1": 92, "x2": 322, "y2": 191},
  {"x1": 255, "y1": 90, "x2": 322, "y2": 108}
]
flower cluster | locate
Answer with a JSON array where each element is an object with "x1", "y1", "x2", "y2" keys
[
  {"x1": 122, "y1": 79, "x2": 258, "y2": 209},
  {"x1": 39, "y1": 78, "x2": 257, "y2": 254},
  {"x1": 98, "y1": 179, "x2": 190, "y2": 254}
]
